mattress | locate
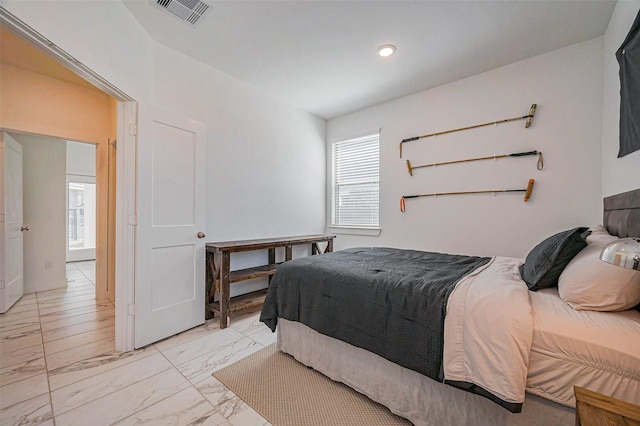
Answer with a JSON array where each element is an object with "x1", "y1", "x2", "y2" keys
[
  {"x1": 261, "y1": 247, "x2": 491, "y2": 383},
  {"x1": 261, "y1": 252, "x2": 530, "y2": 411},
  {"x1": 526, "y1": 287, "x2": 640, "y2": 407}
]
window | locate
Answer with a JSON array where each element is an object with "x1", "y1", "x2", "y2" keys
[
  {"x1": 331, "y1": 132, "x2": 380, "y2": 228},
  {"x1": 68, "y1": 181, "x2": 96, "y2": 251},
  {"x1": 67, "y1": 177, "x2": 97, "y2": 262}
]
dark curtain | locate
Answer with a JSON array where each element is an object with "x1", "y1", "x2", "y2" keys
[{"x1": 616, "y1": 10, "x2": 640, "y2": 157}]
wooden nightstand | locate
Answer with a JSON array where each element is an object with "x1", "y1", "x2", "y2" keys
[{"x1": 574, "y1": 386, "x2": 640, "y2": 426}]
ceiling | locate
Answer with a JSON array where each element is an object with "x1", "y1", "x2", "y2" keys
[{"x1": 125, "y1": 1, "x2": 616, "y2": 120}]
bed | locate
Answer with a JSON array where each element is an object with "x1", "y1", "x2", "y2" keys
[{"x1": 260, "y1": 189, "x2": 640, "y2": 425}]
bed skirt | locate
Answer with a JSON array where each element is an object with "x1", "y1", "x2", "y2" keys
[{"x1": 277, "y1": 319, "x2": 573, "y2": 426}]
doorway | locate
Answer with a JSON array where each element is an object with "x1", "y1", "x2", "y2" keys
[
  {"x1": 66, "y1": 142, "x2": 97, "y2": 263},
  {"x1": 1, "y1": 10, "x2": 137, "y2": 350}
]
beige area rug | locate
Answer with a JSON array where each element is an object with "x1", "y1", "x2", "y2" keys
[{"x1": 212, "y1": 344, "x2": 412, "y2": 426}]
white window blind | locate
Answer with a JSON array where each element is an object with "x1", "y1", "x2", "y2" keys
[{"x1": 331, "y1": 132, "x2": 380, "y2": 228}]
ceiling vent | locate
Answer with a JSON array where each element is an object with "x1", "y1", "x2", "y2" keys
[{"x1": 152, "y1": 0, "x2": 212, "y2": 27}]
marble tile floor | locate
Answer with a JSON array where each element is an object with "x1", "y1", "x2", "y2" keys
[{"x1": 0, "y1": 261, "x2": 275, "y2": 425}]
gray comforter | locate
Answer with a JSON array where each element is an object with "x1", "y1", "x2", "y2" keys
[{"x1": 260, "y1": 247, "x2": 490, "y2": 381}]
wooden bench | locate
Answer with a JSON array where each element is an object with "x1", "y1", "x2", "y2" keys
[
  {"x1": 575, "y1": 386, "x2": 640, "y2": 426},
  {"x1": 206, "y1": 234, "x2": 335, "y2": 328}
]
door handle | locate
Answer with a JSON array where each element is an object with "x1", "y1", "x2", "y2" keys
[
  {"x1": 20, "y1": 226, "x2": 29, "y2": 232},
  {"x1": 197, "y1": 232, "x2": 206, "y2": 239}
]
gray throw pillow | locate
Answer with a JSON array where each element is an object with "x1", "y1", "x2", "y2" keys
[{"x1": 519, "y1": 227, "x2": 589, "y2": 291}]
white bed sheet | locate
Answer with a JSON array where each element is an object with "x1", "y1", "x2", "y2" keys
[{"x1": 526, "y1": 287, "x2": 640, "y2": 407}]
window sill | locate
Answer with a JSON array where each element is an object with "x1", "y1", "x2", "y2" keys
[{"x1": 328, "y1": 226, "x2": 381, "y2": 237}]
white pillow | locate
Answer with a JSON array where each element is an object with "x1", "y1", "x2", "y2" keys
[
  {"x1": 586, "y1": 224, "x2": 616, "y2": 244},
  {"x1": 558, "y1": 226, "x2": 640, "y2": 311}
]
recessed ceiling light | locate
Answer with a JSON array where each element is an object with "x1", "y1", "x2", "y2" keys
[{"x1": 377, "y1": 44, "x2": 396, "y2": 58}]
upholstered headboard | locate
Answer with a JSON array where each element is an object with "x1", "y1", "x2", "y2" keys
[{"x1": 603, "y1": 188, "x2": 640, "y2": 238}]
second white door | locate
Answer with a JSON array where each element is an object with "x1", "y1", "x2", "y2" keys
[
  {"x1": 135, "y1": 106, "x2": 207, "y2": 348},
  {"x1": 1, "y1": 132, "x2": 25, "y2": 313}
]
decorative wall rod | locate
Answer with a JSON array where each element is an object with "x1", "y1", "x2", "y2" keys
[
  {"x1": 406, "y1": 150, "x2": 543, "y2": 176},
  {"x1": 400, "y1": 179, "x2": 535, "y2": 212},
  {"x1": 399, "y1": 104, "x2": 537, "y2": 158}
]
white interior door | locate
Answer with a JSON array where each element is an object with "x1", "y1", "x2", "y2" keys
[
  {"x1": 1, "y1": 133, "x2": 25, "y2": 313},
  {"x1": 135, "y1": 106, "x2": 206, "y2": 348}
]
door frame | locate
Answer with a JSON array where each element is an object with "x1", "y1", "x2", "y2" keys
[{"x1": 1, "y1": 10, "x2": 137, "y2": 351}]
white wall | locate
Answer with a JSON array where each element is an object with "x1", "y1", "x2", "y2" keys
[
  {"x1": 151, "y1": 44, "x2": 326, "y2": 295},
  {"x1": 150, "y1": 44, "x2": 326, "y2": 243},
  {"x1": 602, "y1": 1, "x2": 640, "y2": 197},
  {"x1": 14, "y1": 133, "x2": 67, "y2": 293},
  {"x1": 4, "y1": 1, "x2": 326, "y2": 295},
  {"x1": 327, "y1": 38, "x2": 604, "y2": 258},
  {"x1": 66, "y1": 141, "x2": 96, "y2": 177}
]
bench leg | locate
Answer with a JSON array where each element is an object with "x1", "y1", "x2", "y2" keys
[{"x1": 219, "y1": 251, "x2": 231, "y2": 329}]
